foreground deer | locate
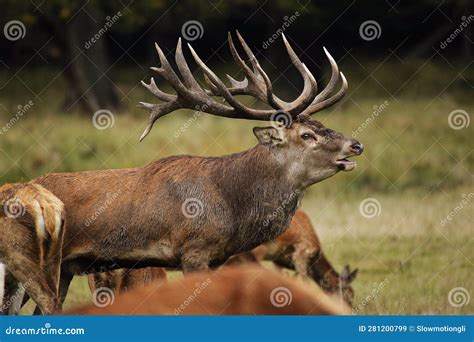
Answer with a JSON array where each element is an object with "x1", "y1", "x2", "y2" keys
[
  {"x1": 0, "y1": 183, "x2": 65, "y2": 315},
  {"x1": 33, "y1": 32, "x2": 363, "y2": 307},
  {"x1": 68, "y1": 266, "x2": 350, "y2": 315},
  {"x1": 89, "y1": 210, "x2": 357, "y2": 305}
]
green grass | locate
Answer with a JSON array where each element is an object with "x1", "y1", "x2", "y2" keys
[{"x1": 2, "y1": 61, "x2": 472, "y2": 315}]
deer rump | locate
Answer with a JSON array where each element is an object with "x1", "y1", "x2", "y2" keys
[{"x1": 0, "y1": 183, "x2": 65, "y2": 315}]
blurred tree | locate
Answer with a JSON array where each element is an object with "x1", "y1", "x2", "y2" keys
[{"x1": 3, "y1": 0, "x2": 159, "y2": 114}]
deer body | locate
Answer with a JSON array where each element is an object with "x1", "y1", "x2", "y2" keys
[{"x1": 36, "y1": 145, "x2": 301, "y2": 274}]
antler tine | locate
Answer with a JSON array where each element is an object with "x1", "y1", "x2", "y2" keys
[
  {"x1": 233, "y1": 31, "x2": 285, "y2": 109},
  {"x1": 187, "y1": 43, "x2": 275, "y2": 119},
  {"x1": 224, "y1": 33, "x2": 265, "y2": 100},
  {"x1": 235, "y1": 31, "x2": 260, "y2": 74},
  {"x1": 313, "y1": 47, "x2": 340, "y2": 103},
  {"x1": 151, "y1": 42, "x2": 194, "y2": 102},
  {"x1": 300, "y1": 71, "x2": 348, "y2": 116},
  {"x1": 175, "y1": 38, "x2": 205, "y2": 92},
  {"x1": 229, "y1": 32, "x2": 318, "y2": 116},
  {"x1": 280, "y1": 34, "x2": 318, "y2": 115},
  {"x1": 140, "y1": 78, "x2": 175, "y2": 102},
  {"x1": 138, "y1": 101, "x2": 181, "y2": 142}
]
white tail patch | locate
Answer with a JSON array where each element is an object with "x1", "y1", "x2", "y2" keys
[{"x1": 30, "y1": 199, "x2": 47, "y2": 241}]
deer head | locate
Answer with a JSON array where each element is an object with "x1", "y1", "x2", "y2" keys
[
  {"x1": 337, "y1": 265, "x2": 358, "y2": 306},
  {"x1": 138, "y1": 31, "x2": 363, "y2": 186}
]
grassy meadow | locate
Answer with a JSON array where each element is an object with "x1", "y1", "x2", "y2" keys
[{"x1": 1, "y1": 59, "x2": 472, "y2": 315}]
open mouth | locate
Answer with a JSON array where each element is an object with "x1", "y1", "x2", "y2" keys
[{"x1": 335, "y1": 158, "x2": 357, "y2": 171}]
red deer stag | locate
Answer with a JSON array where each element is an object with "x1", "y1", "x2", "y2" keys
[
  {"x1": 67, "y1": 266, "x2": 350, "y2": 315},
  {"x1": 33, "y1": 32, "x2": 363, "y2": 308},
  {"x1": 0, "y1": 183, "x2": 65, "y2": 315}
]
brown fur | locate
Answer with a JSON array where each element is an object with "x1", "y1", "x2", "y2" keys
[
  {"x1": 0, "y1": 183, "x2": 65, "y2": 315},
  {"x1": 66, "y1": 266, "x2": 350, "y2": 315}
]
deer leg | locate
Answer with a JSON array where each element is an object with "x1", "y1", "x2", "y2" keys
[
  {"x1": 6, "y1": 257, "x2": 58, "y2": 315},
  {"x1": 8, "y1": 285, "x2": 25, "y2": 315},
  {"x1": 58, "y1": 271, "x2": 74, "y2": 306},
  {"x1": 181, "y1": 250, "x2": 210, "y2": 274},
  {"x1": 226, "y1": 251, "x2": 259, "y2": 265},
  {"x1": 0, "y1": 263, "x2": 4, "y2": 311},
  {"x1": 1, "y1": 274, "x2": 19, "y2": 315}
]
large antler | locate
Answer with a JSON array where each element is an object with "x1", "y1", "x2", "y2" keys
[{"x1": 138, "y1": 31, "x2": 347, "y2": 141}]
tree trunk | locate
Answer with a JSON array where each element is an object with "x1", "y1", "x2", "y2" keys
[{"x1": 47, "y1": 5, "x2": 120, "y2": 114}]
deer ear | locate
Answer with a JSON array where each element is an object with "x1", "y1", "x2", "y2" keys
[
  {"x1": 253, "y1": 127, "x2": 284, "y2": 146},
  {"x1": 341, "y1": 265, "x2": 350, "y2": 278},
  {"x1": 347, "y1": 268, "x2": 358, "y2": 283}
]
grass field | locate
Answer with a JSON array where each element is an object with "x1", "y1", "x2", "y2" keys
[{"x1": 1, "y1": 61, "x2": 472, "y2": 315}]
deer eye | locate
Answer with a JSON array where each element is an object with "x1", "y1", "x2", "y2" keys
[{"x1": 301, "y1": 133, "x2": 314, "y2": 141}]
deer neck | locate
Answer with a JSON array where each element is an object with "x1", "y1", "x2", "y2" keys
[
  {"x1": 309, "y1": 252, "x2": 341, "y2": 292},
  {"x1": 215, "y1": 145, "x2": 304, "y2": 251}
]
